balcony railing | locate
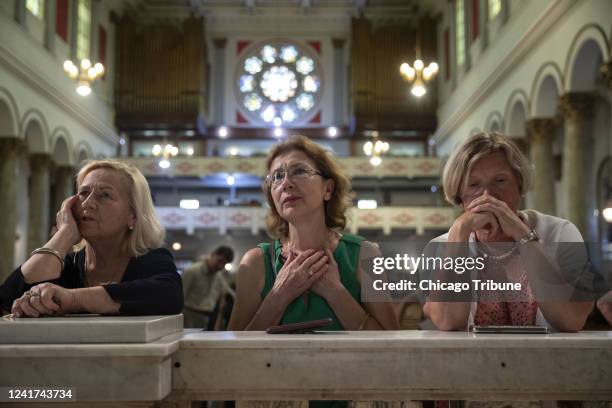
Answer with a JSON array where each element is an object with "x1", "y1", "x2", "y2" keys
[
  {"x1": 126, "y1": 156, "x2": 442, "y2": 178},
  {"x1": 156, "y1": 206, "x2": 456, "y2": 235}
]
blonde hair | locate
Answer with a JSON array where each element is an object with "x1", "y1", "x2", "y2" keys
[
  {"x1": 264, "y1": 135, "x2": 351, "y2": 238},
  {"x1": 442, "y1": 132, "x2": 531, "y2": 206},
  {"x1": 75, "y1": 159, "x2": 165, "y2": 257}
]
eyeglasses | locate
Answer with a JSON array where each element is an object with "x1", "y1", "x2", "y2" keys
[{"x1": 265, "y1": 164, "x2": 323, "y2": 189}]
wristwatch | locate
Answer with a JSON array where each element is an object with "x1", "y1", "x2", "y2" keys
[{"x1": 517, "y1": 229, "x2": 538, "y2": 246}]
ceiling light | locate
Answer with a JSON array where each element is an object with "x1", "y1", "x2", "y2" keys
[{"x1": 180, "y1": 199, "x2": 200, "y2": 210}]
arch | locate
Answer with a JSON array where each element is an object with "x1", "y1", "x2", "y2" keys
[
  {"x1": 564, "y1": 24, "x2": 610, "y2": 92},
  {"x1": 484, "y1": 111, "x2": 504, "y2": 133},
  {"x1": 51, "y1": 127, "x2": 74, "y2": 166},
  {"x1": 20, "y1": 109, "x2": 50, "y2": 153},
  {"x1": 74, "y1": 141, "x2": 94, "y2": 167},
  {"x1": 504, "y1": 89, "x2": 529, "y2": 137},
  {"x1": 0, "y1": 87, "x2": 19, "y2": 137},
  {"x1": 530, "y1": 62, "x2": 564, "y2": 117}
]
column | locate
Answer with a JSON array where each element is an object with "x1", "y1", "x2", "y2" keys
[
  {"x1": 0, "y1": 138, "x2": 21, "y2": 281},
  {"x1": 69, "y1": 0, "x2": 79, "y2": 59},
  {"x1": 44, "y1": 0, "x2": 57, "y2": 53},
  {"x1": 213, "y1": 38, "x2": 227, "y2": 125},
  {"x1": 332, "y1": 38, "x2": 346, "y2": 126},
  {"x1": 601, "y1": 60, "x2": 612, "y2": 90},
  {"x1": 526, "y1": 117, "x2": 557, "y2": 215},
  {"x1": 51, "y1": 165, "x2": 75, "y2": 221},
  {"x1": 28, "y1": 154, "x2": 52, "y2": 253},
  {"x1": 478, "y1": 0, "x2": 488, "y2": 51},
  {"x1": 14, "y1": 0, "x2": 26, "y2": 25},
  {"x1": 558, "y1": 92, "x2": 594, "y2": 235}
]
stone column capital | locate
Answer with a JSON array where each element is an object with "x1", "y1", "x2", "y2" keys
[
  {"x1": 601, "y1": 60, "x2": 612, "y2": 91},
  {"x1": 558, "y1": 92, "x2": 594, "y2": 121},
  {"x1": 526, "y1": 117, "x2": 557, "y2": 142},
  {"x1": 213, "y1": 38, "x2": 227, "y2": 49},
  {"x1": 332, "y1": 38, "x2": 346, "y2": 49},
  {"x1": 54, "y1": 165, "x2": 76, "y2": 178},
  {"x1": 0, "y1": 137, "x2": 21, "y2": 152},
  {"x1": 29, "y1": 153, "x2": 52, "y2": 170}
]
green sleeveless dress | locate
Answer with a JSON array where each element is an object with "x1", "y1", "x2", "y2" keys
[{"x1": 258, "y1": 234, "x2": 365, "y2": 408}]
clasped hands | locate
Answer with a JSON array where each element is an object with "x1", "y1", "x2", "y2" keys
[
  {"x1": 271, "y1": 248, "x2": 342, "y2": 304},
  {"x1": 457, "y1": 193, "x2": 530, "y2": 241}
]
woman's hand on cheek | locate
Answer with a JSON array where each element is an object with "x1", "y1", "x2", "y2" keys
[{"x1": 56, "y1": 195, "x2": 83, "y2": 245}]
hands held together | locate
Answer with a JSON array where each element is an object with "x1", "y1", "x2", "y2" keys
[
  {"x1": 271, "y1": 248, "x2": 342, "y2": 305},
  {"x1": 453, "y1": 193, "x2": 530, "y2": 242}
]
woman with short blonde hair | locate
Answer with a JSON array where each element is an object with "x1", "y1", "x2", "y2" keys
[
  {"x1": 1, "y1": 159, "x2": 183, "y2": 317},
  {"x1": 75, "y1": 159, "x2": 165, "y2": 257},
  {"x1": 442, "y1": 132, "x2": 531, "y2": 207},
  {"x1": 424, "y1": 132, "x2": 593, "y2": 332}
]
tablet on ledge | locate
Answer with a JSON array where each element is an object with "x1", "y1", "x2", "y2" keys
[
  {"x1": 471, "y1": 325, "x2": 549, "y2": 334},
  {"x1": 266, "y1": 318, "x2": 334, "y2": 334}
]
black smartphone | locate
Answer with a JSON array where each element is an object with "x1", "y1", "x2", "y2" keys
[
  {"x1": 266, "y1": 318, "x2": 334, "y2": 334},
  {"x1": 471, "y1": 325, "x2": 549, "y2": 334}
]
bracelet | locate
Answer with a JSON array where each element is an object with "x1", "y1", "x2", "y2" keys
[
  {"x1": 30, "y1": 247, "x2": 65, "y2": 270},
  {"x1": 358, "y1": 312, "x2": 370, "y2": 330},
  {"x1": 517, "y1": 229, "x2": 539, "y2": 246}
]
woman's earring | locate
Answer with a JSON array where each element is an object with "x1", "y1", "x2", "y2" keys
[{"x1": 128, "y1": 225, "x2": 134, "y2": 231}]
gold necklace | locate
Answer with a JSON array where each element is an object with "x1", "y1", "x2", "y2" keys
[
  {"x1": 283, "y1": 229, "x2": 335, "y2": 258},
  {"x1": 84, "y1": 253, "x2": 127, "y2": 286}
]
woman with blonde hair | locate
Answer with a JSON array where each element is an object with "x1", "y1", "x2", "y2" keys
[
  {"x1": 229, "y1": 135, "x2": 398, "y2": 333},
  {"x1": 1, "y1": 159, "x2": 183, "y2": 316},
  {"x1": 424, "y1": 132, "x2": 593, "y2": 332}
]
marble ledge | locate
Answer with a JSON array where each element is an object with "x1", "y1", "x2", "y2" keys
[
  {"x1": 0, "y1": 331, "x2": 182, "y2": 358},
  {"x1": 177, "y1": 330, "x2": 612, "y2": 350},
  {"x1": 0, "y1": 314, "x2": 184, "y2": 344}
]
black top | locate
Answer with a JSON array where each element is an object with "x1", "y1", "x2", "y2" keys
[{"x1": 0, "y1": 248, "x2": 183, "y2": 315}]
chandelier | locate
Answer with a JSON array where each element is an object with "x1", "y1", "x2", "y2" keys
[
  {"x1": 399, "y1": 28, "x2": 438, "y2": 97},
  {"x1": 152, "y1": 143, "x2": 179, "y2": 169},
  {"x1": 363, "y1": 131, "x2": 389, "y2": 167},
  {"x1": 63, "y1": 58, "x2": 105, "y2": 96},
  {"x1": 400, "y1": 59, "x2": 438, "y2": 97}
]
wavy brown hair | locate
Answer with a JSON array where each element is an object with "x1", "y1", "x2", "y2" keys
[{"x1": 264, "y1": 135, "x2": 351, "y2": 238}]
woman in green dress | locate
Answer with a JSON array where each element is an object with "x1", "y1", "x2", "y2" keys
[{"x1": 229, "y1": 135, "x2": 398, "y2": 332}]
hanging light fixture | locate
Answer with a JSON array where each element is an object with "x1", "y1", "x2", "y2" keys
[
  {"x1": 63, "y1": 58, "x2": 105, "y2": 96},
  {"x1": 152, "y1": 142, "x2": 179, "y2": 169},
  {"x1": 399, "y1": 25, "x2": 438, "y2": 97},
  {"x1": 363, "y1": 131, "x2": 389, "y2": 167}
]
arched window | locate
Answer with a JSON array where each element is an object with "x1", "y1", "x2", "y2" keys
[
  {"x1": 488, "y1": 0, "x2": 501, "y2": 21},
  {"x1": 26, "y1": 0, "x2": 44, "y2": 19},
  {"x1": 76, "y1": 0, "x2": 91, "y2": 60},
  {"x1": 455, "y1": 0, "x2": 466, "y2": 68}
]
